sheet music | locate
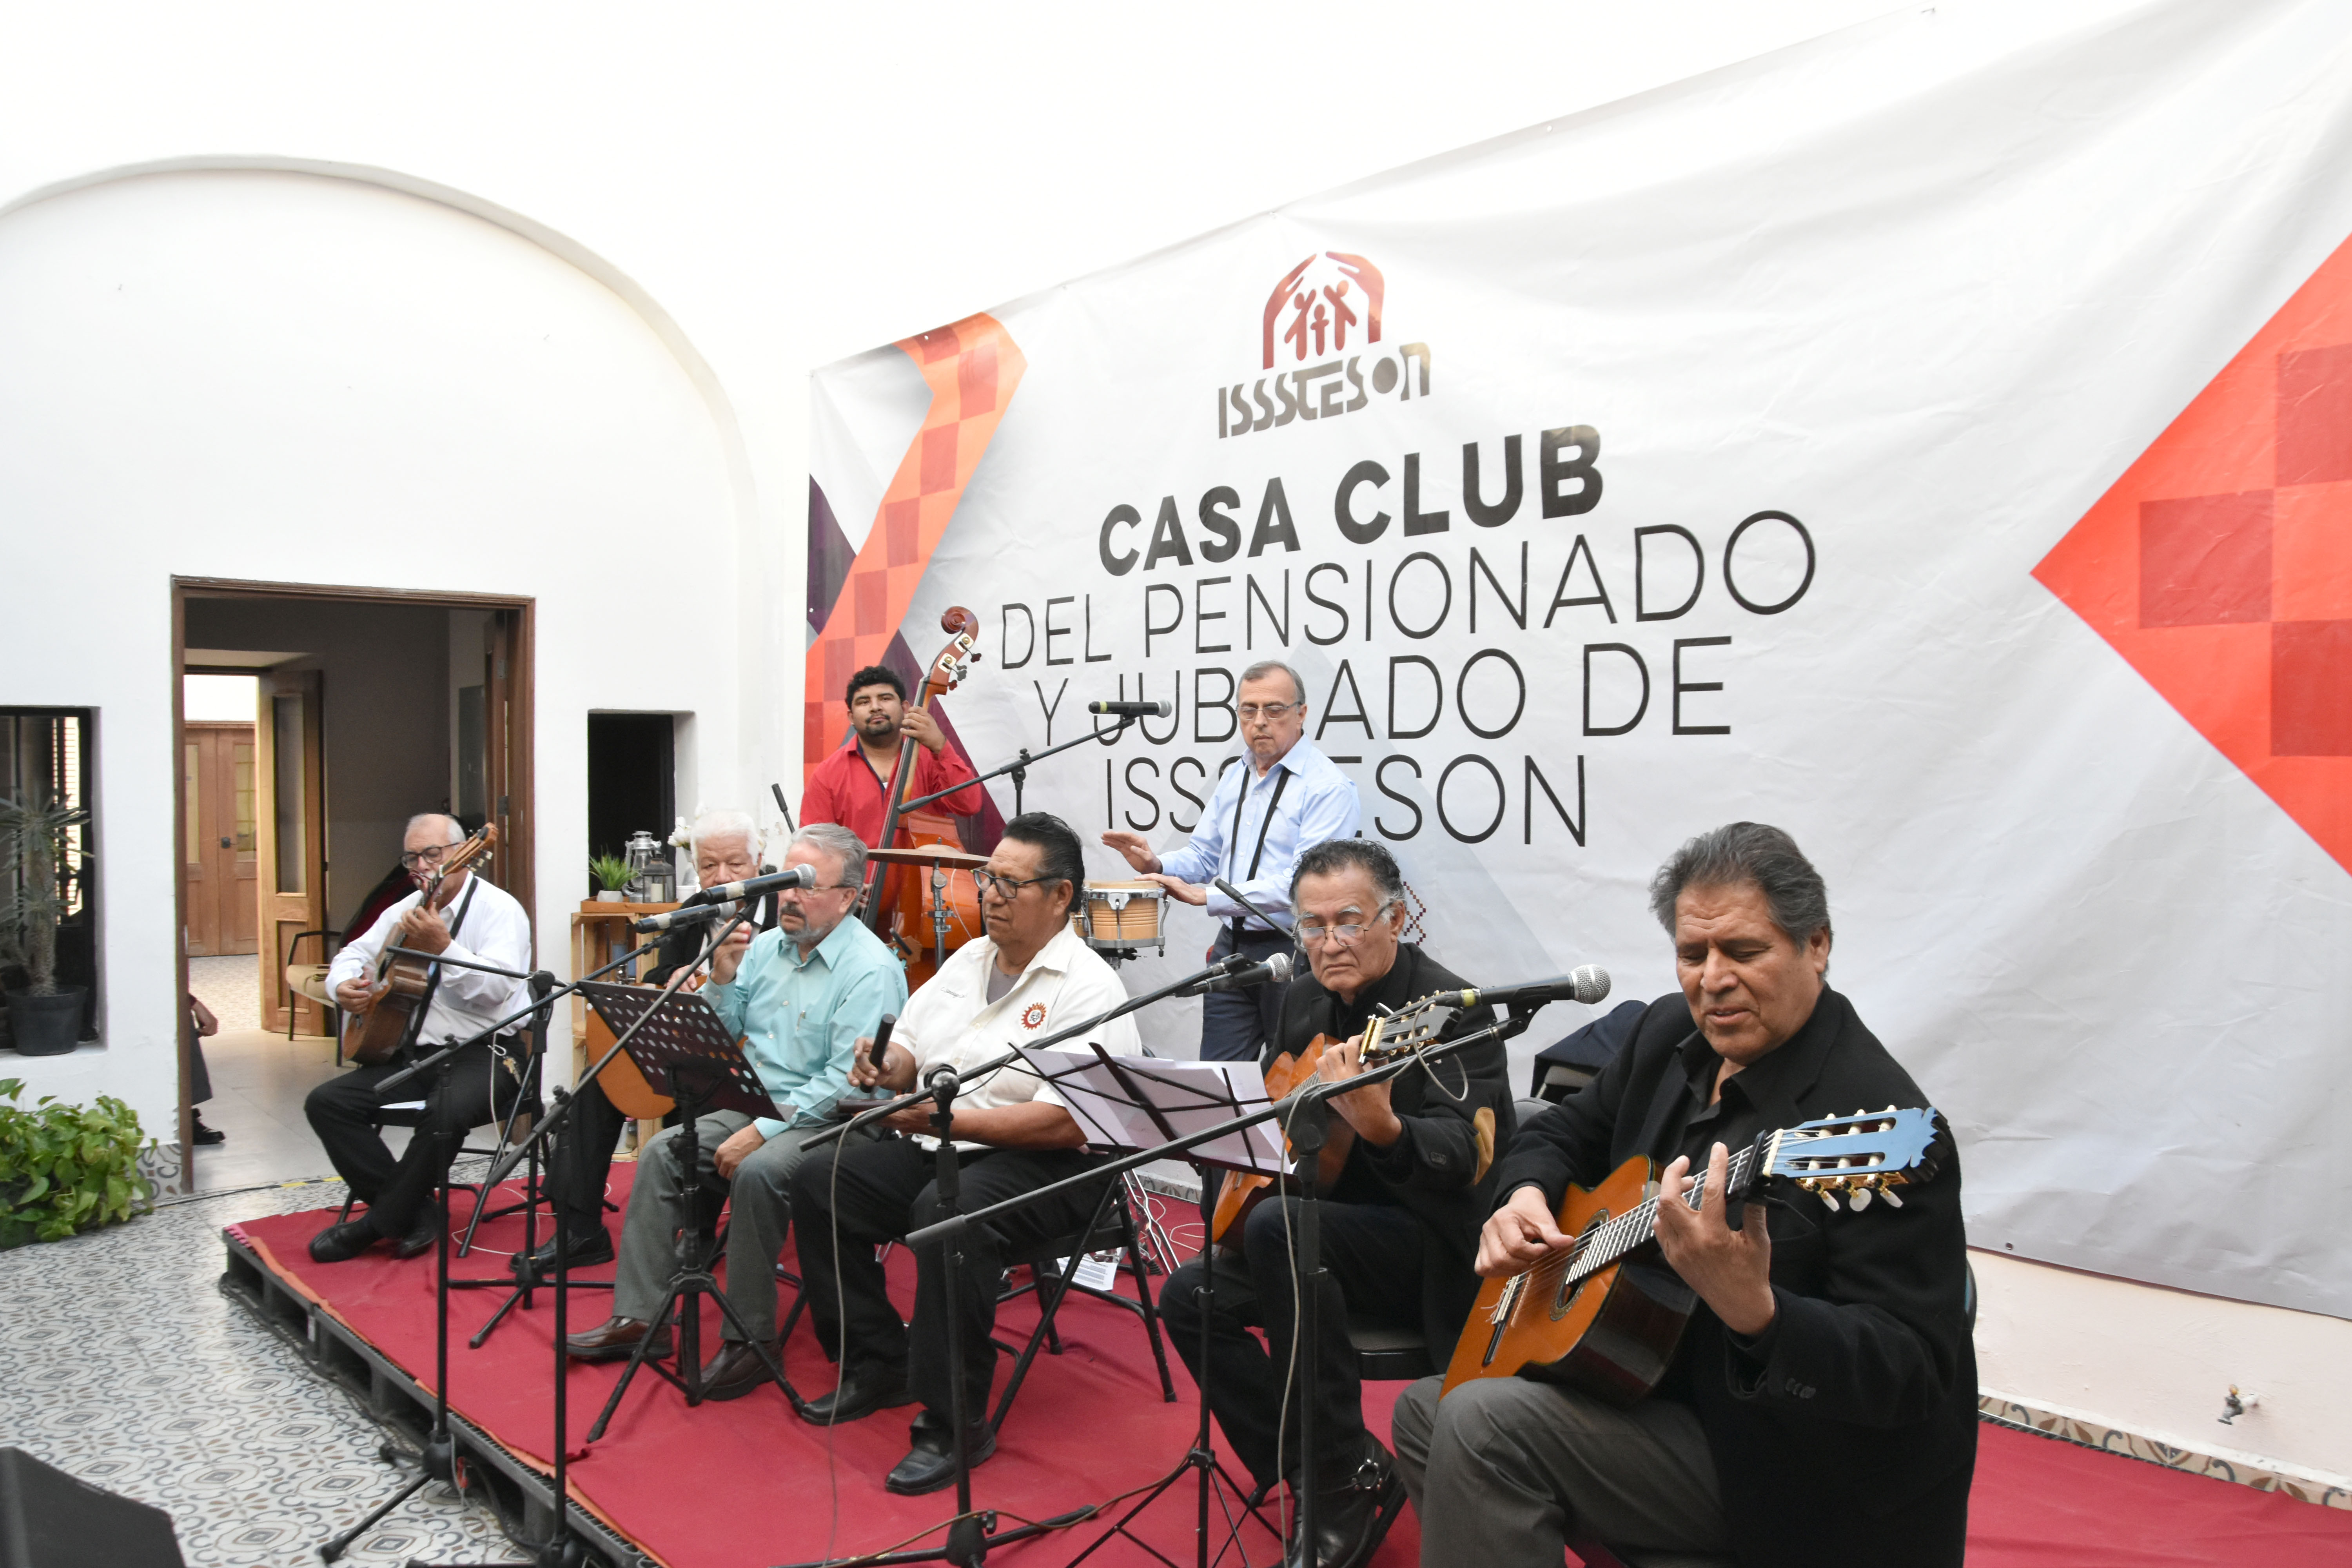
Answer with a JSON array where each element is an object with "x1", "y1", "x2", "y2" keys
[{"x1": 1014, "y1": 1047, "x2": 1288, "y2": 1175}]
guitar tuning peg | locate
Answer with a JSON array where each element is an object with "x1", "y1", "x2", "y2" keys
[
  {"x1": 1849, "y1": 1184, "x2": 1873, "y2": 1211},
  {"x1": 1880, "y1": 1187, "x2": 1903, "y2": 1209},
  {"x1": 1817, "y1": 1185, "x2": 1842, "y2": 1212}
]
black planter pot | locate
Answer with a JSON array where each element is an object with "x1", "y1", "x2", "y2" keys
[{"x1": 5, "y1": 988, "x2": 87, "y2": 1056}]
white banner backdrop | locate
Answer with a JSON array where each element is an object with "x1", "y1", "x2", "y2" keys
[{"x1": 808, "y1": 0, "x2": 2352, "y2": 1318}]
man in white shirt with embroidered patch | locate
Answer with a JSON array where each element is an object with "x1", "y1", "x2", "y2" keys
[{"x1": 790, "y1": 811, "x2": 1140, "y2": 1497}]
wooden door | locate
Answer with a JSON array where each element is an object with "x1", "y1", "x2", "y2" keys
[
  {"x1": 482, "y1": 609, "x2": 535, "y2": 928},
  {"x1": 181, "y1": 722, "x2": 258, "y2": 956},
  {"x1": 256, "y1": 669, "x2": 328, "y2": 1033}
]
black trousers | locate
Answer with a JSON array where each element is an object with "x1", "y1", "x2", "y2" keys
[
  {"x1": 1198, "y1": 925, "x2": 1295, "y2": 1062},
  {"x1": 303, "y1": 1036, "x2": 523, "y2": 1240},
  {"x1": 791, "y1": 1134, "x2": 1112, "y2": 1424},
  {"x1": 1160, "y1": 1192, "x2": 1424, "y2": 1490},
  {"x1": 546, "y1": 1072, "x2": 631, "y2": 1234}
]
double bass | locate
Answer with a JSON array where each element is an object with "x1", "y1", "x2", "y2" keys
[
  {"x1": 863, "y1": 607, "x2": 985, "y2": 988},
  {"x1": 347, "y1": 825, "x2": 498, "y2": 1065}
]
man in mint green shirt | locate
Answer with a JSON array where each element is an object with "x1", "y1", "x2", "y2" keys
[{"x1": 567, "y1": 822, "x2": 907, "y2": 1401}]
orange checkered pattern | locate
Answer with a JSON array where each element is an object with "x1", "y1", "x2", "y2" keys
[
  {"x1": 2036, "y1": 232, "x2": 2352, "y2": 872},
  {"x1": 804, "y1": 314, "x2": 1028, "y2": 785}
]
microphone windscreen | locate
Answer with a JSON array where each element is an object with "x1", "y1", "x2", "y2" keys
[{"x1": 1570, "y1": 965, "x2": 1611, "y2": 1005}]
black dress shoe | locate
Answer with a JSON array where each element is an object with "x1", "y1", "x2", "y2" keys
[
  {"x1": 885, "y1": 1410, "x2": 997, "y2": 1496},
  {"x1": 565, "y1": 1316, "x2": 674, "y2": 1363},
  {"x1": 308, "y1": 1219, "x2": 384, "y2": 1263},
  {"x1": 190, "y1": 1113, "x2": 225, "y2": 1146},
  {"x1": 701, "y1": 1340, "x2": 784, "y2": 1401},
  {"x1": 799, "y1": 1362, "x2": 915, "y2": 1425},
  {"x1": 509, "y1": 1226, "x2": 615, "y2": 1275},
  {"x1": 392, "y1": 1218, "x2": 443, "y2": 1261},
  {"x1": 1283, "y1": 1439, "x2": 1403, "y2": 1568}
]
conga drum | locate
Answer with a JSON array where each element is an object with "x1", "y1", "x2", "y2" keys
[{"x1": 1074, "y1": 880, "x2": 1167, "y2": 957}]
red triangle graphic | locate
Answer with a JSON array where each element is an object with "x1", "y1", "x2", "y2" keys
[{"x1": 2035, "y1": 234, "x2": 2352, "y2": 873}]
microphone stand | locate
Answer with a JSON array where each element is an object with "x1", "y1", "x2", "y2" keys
[
  {"x1": 892, "y1": 713, "x2": 1139, "y2": 822},
  {"x1": 904, "y1": 1009, "x2": 1550, "y2": 1568},
  {"x1": 797, "y1": 947, "x2": 1272, "y2": 1156}
]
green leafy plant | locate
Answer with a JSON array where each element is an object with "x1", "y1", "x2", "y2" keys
[
  {"x1": 0, "y1": 797, "x2": 90, "y2": 995},
  {"x1": 590, "y1": 852, "x2": 633, "y2": 893},
  {"x1": 0, "y1": 1078, "x2": 153, "y2": 1248}
]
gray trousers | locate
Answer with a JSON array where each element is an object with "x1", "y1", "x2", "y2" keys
[
  {"x1": 1391, "y1": 1375, "x2": 1734, "y2": 1568},
  {"x1": 611, "y1": 1110, "x2": 816, "y2": 1343}
]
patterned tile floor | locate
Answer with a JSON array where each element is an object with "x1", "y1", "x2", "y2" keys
[{"x1": 0, "y1": 1176, "x2": 522, "y2": 1567}]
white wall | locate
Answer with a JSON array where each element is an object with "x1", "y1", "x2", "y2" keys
[{"x1": 0, "y1": 167, "x2": 740, "y2": 1129}]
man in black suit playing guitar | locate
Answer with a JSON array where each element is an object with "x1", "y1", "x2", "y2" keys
[
  {"x1": 1392, "y1": 823, "x2": 1975, "y2": 1568},
  {"x1": 1159, "y1": 839, "x2": 1512, "y2": 1568}
]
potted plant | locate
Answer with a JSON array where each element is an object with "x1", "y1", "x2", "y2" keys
[
  {"x1": 0, "y1": 797, "x2": 91, "y2": 1057},
  {"x1": 590, "y1": 852, "x2": 633, "y2": 904},
  {"x1": 0, "y1": 1078, "x2": 152, "y2": 1247}
]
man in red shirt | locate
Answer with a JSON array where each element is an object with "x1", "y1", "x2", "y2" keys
[{"x1": 801, "y1": 664, "x2": 987, "y2": 846}]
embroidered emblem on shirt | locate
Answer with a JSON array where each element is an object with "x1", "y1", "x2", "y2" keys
[{"x1": 1022, "y1": 1002, "x2": 1048, "y2": 1029}]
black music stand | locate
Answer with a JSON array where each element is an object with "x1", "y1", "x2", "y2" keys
[
  {"x1": 1013, "y1": 1047, "x2": 1289, "y2": 1568},
  {"x1": 575, "y1": 981, "x2": 808, "y2": 1439}
]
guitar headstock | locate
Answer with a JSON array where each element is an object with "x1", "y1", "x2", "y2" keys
[
  {"x1": 920, "y1": 606, "x2": 982, "y2": 704},
  {"x1": 1361, "y1": 993, "x2": 1465, "y2": 1062},
  {"x1": 1760, "y1": 1105, "x2": 1944, "y2": 1212}
]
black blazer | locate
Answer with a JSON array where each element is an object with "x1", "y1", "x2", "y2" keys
[
  {"x1": 1498, "y1": 988, "x2": 1976, "y2": 1568},
  {"x1": 1273, "y1": 943, "x2": 1517, "y2": 1354}
]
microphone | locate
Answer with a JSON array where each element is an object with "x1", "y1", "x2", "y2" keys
[
  {"x1": 632, "y1": 900, "x2": 740, "y2": 933},
  {"x1": 1191, "y1": 950, "x2": 1293, "y2": 994},
  {"x1": 1087, "y1": 699, "x2": 1173, "y2": 718},
  {"x1": 1454, "y1": 966, "x2": 1612, "y2": 1011},
  {"x1": 684, "y1": 863, "x2": 818, "y2": 906},
  {"x1": 867, "y1": 1013, "x2": 897, "y2": 1074}
]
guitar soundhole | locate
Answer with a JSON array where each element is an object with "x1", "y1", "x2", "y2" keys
[{"x1": 1551, "y1": 1208, "x2": 1609, "y2": 1321}]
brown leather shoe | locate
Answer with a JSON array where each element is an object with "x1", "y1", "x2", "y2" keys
[
  {"x1": 564, "y1": 1316, "x2": 673, "y2": 1363},
  {"x1": 700, "y1": 1339, "x2": 784, "y2": 1401}
]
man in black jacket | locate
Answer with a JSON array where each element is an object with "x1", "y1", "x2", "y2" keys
[
  {"x1": 1391, "y1": 822, "x2": 1975, "y2": 1568},
  {"x1": 1160, "y1": 838, "x2": 1513, "y2": 1568}
]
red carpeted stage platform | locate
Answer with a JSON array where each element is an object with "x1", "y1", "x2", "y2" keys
[{"x1": 221, "y1": 1172, "x2": 2352, "y2": 1568}]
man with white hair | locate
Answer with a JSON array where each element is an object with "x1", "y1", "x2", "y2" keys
[
  {"x1": 519, "y1": 808, "x2": 780, "y2": 1273},
  {"x1": 566, "y1": 822, "x2": 906, "y2": 1402},
  {"x1": 305, "y1": 813, "x2": 534, "y2": 1263}
]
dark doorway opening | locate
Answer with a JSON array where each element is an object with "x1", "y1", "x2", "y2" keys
[{"x1": 586, "y1": 714, "x2": 674, "y2": 895}]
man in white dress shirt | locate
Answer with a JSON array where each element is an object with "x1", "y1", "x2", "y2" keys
[
  {"x1": 1103, "y1": 659, "x2": 1360, "y2": 1060},
  {"x1": 306, "y1": 813, "x2": 534, "y2": 1263},
  {"x1": 790, "y1": 811, "x2": 1142, "y2": 1495}
]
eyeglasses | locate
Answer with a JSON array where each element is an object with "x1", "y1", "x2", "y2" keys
[
  {"x1": 1295, "y1": 901, "x2": 1397, "y2": 946},
  {"x1": 973, "y1": 869, "x2": 1058, "y2": 899},
  {"x1": 398, "y1": 846, "x2": 453, "y2": 870},
  {"x1": 1236, "y1": 702, "x2": 1300, "y2": 722}
]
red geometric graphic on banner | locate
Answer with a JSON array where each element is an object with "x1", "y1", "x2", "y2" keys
[
  {"x1": 2035, "y1": 233, "x2": 2352, "y2": 873},
  {"x1": 803, "y1": 314, "x2": 1027, "y2": 788}
]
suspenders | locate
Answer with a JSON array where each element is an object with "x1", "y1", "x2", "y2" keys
[{"x1": 1224, "y1": 764, "x2": 1291, "y2": 941}]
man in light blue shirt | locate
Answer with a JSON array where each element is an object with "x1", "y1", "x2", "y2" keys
[
  {"x1": 567, "y1": 822, "x2": 906, "y2": 1401},
  {"x1": 1104, "y1": 659, "x2": 1361, "y2": 1060}
]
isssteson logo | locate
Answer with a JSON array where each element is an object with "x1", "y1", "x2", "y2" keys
[{"x1": 1216, "y1": 252, "x2": 1432, "y2": 438}]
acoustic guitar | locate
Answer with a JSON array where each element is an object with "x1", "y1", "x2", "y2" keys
[
  {"x1": 1441, "y1": 1105, "x2": 1946, "y2": 1403},
  {"x1": 1208, "y1": 988, "x2": 1476, "y2": 1247},
  {"x1": 347, "y1": 825, "x2": 498, "y2": 1065}
]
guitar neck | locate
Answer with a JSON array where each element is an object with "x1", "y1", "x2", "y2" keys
[{"x1": 1563, "y1": 1138, "x2": 1762, "y2": 1289}]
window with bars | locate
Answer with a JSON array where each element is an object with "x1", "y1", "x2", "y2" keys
[{"x1": 2, "y1": 710, "x2": 99, "y2": 1029}]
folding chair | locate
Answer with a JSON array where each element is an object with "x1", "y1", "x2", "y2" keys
[{"x1": 985, "y1": 1172, "x2": 1175, "y2": 1435}]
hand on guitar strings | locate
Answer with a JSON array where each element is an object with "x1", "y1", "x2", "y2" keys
[
  {"x1": 1653, "y1": 1142, "x2": 1777, "y2": 1338},
  {"x1": 1318, "y1": 1032, "x2": 1404, "y2": 1148},
  {"x1": 1476, "y1": 1185, "x2": 1576, "y2": 1278}
]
